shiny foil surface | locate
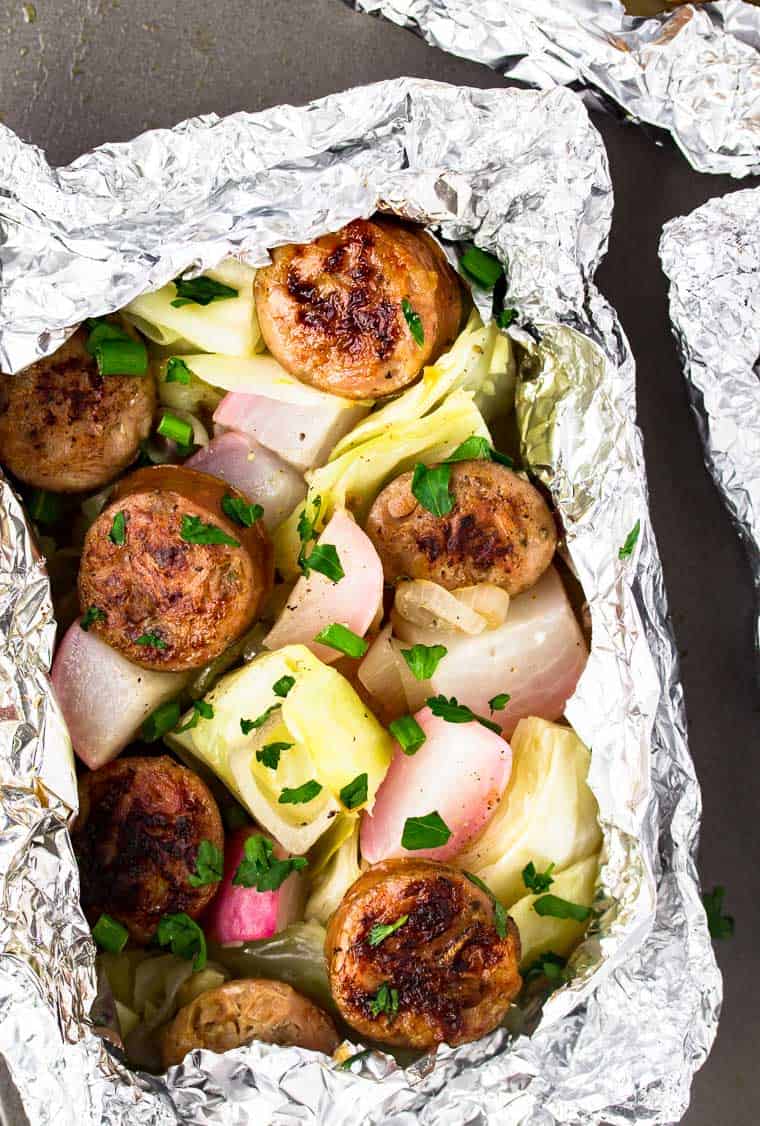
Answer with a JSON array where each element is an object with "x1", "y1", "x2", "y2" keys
[
  {"x1": 660, "y1": 188, "x2": 760, "y2": 648},
  {"x1": 0, "y1": 79, "x2": 719, "y2": 1124},
  {"x1": 346, "y1": 0, "x2": 760, "y2": 177}
]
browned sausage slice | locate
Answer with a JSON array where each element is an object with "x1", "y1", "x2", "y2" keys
[
  {"x1": 72, "y1": 756, "x2": 224, "y2": 944},
  {"x1": 254, "y1": 217, "x2": 464, "y2": 400},
  {"x1": 325, "y1": 858, "x2": 521, "y2": 1049},
  {"x1": 161, "y1": 979, "x2": 340, "y2": 1068},
  {"x1": 78, "y1": 465, "x2": 273, "y2": 671},
  {"x1": 0, "y1": 329, "x2": 155, "y2": 492},
  {"x1": 366, "y1": 460, "x2": 557, "y2": 595}
]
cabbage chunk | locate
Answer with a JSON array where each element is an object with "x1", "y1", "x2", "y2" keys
[
  {"x1": 305, "y1": 820, "x2": 361, "y2": 926},
  {"x1": 457, "y1": 716, "x2": 602, "y2": 907},
  {"x1": 124, "y1": 258, "x2": 260, "y2": 356},
  {"x1": 168, "y1": 645, "x2": 393, "y2": 854},
  {"x1": 509, "y1": 853, "x2": 599, "y2": 968}
]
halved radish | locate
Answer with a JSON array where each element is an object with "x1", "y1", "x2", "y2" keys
[
  {"x1": 263, "y1": 509, "x2": 383, "y2": 664},
  {"x1": 185, "y1": 431, "x2": 305, "y2": 531},
  {"x1": 360, "y1": 707, "x2": 512, "y2": 863},
  {"x1": 51, "y1": 620, "x2": 190, "y2": 769},
  {"x1": 203, "y1": 827, "x2": 306, "y2": 945}
]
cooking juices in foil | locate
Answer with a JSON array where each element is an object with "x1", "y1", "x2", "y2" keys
[
  {"x1": 345, "y1": 0, "x2": 760, "y2": 178},
  {"x1": 0, "y1": 80, "x2": 718, "y2": 1124},
  {"x1": 660, "y1": 187, "x2": 760, "y2": 650}
]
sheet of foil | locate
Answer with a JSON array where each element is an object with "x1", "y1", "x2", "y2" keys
[
  {"x1": 660, "y1": 188, "x2": 760, "y2": 650},
  {"x1": 0, "y1": 78, "x2": 719, "y2": 1125},
  {"x1": 345, "y1": 0, "x2": 760, "y2": 177}
]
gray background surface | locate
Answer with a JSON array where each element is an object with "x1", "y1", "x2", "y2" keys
[{"x1": 1, "y1": 1, "x2": 758, "y2": 1122}]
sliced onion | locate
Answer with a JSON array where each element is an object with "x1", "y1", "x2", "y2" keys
[
  {"x1": 393, "y1": 579, "x2": 486, "y2": 636},
  {"x1": 357, "y1": 625, "x2": 408, "y2": 721},
  {"x1": 452, "y1": 584, "x2": 510, "y2": 629}
]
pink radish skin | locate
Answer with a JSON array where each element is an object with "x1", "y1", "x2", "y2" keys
[
  {"x1": 203, "y1": 828, "x2": 306, "y2": 945},
  {"x1": 361, "y1": 707, "x2": 512, "y2": 863},
  {"x1": 263, "y1": 509, "x2": 383, "y2": 663},
  {"x1": 51, "y1": 620, "x2": 190, "y2": 770},
  {"x1": 214, "y1": 392, "x2": 367, "y2": 473},
  {"x1": 185, "y1": 431, "x2": 306, "y2": 532}
]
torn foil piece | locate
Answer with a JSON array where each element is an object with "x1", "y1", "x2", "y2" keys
[
  {"x1": 345, "y1": 0, "x2": 760, "y2": 177},
  {"x1": 660, "y1": 186, "x2": 760, "y2": 648},
  {"x1": 0, "y1": 77, "x2": 718, "y2": 1124}
]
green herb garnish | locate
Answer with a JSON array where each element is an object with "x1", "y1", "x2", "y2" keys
[
  {"x1": 80, "y1": 605, "x2": 106, "y2": 631},
  {"x1": 389, "y1": 715, "x2": 427, "y2": 756},
  {"x1": 368, "y1": 914, "x2": 409, "y2": 947},
  {"x1": 176, "y1": 698, "x2": 214, "y2": 733},
  {"x1": 411, "y1": 462, "x2": 454, "y2": 517},
  {"x1": 339, "y1": 1049, "x2": 372, "y2": 1070},
  {"x1": 296, "y1": 497, "x2": 345, "y2": 581},
  {"x1": 141, "y1": 699, "x2": 181, "y2": 742},
  {"x1": 188, "y1": 839, "x2": 223, "y2": 887},
  {"x1": 496, "y1": 308, "x2": 517, "y2": 329},
  {"x1": 278, "y1": 780, "x2": 323, "y2": 805},
  {"x1": 463, "y1": 871, "x2": 508, "y2": 938},
  {"x1": 314, "y1": 623, "x2": 368, "y2": 659},
  {"x1": 618, "y1": 519, "x2": 641, "y2": 561},
  {"x1": 180, "y1": 513, "x2": 240, "y2": 547},
  {"x1": 222, "y1": 493, "x2": 263, "y2": 527},
  {"x1": 489, "y1": 693, "x2": 511, "y2": 712},
  {"x1": 171, "y1": 275, "x2": 238, "y2": 308},
  {"x1": 91, "y1": 913, "x2": 129, "y2": 954},
  {"x1": 702, "y1": 886, "x2": 734, "y2": 940},
  {"x1": 340, "y1": 772, "x2": 368, "y2": 810},
  {"x1": 240, "y1": 704, "x2": 279, "y2": 735},
  {"x1": 135, "y1": 631, "x2": 167, "y2": 650},
  {"x1": 272, "y1": 675, "x2": 296, "y2": 698},
  {"x1": 400, "y1": 810, "x2": 451, "y2": 851},
  {"x1": 426, "y1": 694, "x2": 502, "y2": 734},
  {"x1": 165, "y1": 357, "x2": 192, "y2": 384},
  {"x1": 369, "y1": 982, "x2": 399, "y2": 1018},
  {"x1": 232, "y1": 833, "x2": 308, "y2": 891},
  {"x1": 94, "y1": 337, "x2": 148, "y2": 376},
  {"x1": 158, "y1": 411, "x2": 194, "y2": 448},
  {"x1": 108, "y1": 510, "x2": 127, "y2": 546},
  {"x1": 460, "y1": 247, "x2": 504, "y2": 289},
  {"x1": 401, "y1": 298, "x2": 424, "y2": 346},
  {"x1": 156, "y1": 912, "x2": 207, "y2": 970},
  {"x1": 256, "y1": 742, "x2": 291, "y2": 770},
  {"x1": 523, "y1": 951, "x2": 567, "y2": 984},
  {"x1": 400, "y1": 643, "x2": 447, "y2": 681},
  {"x1": 522, "y1": 860, "x2": 556, "y2": 894},
  {"x1": 446, "y1": 436, "x2": 514, "y2": 468},
  {"x1": 533, "y1": 895, "x2": 591, "y2": 922}
]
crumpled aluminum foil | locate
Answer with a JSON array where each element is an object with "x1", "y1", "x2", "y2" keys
[
  {"x1": 660, "y1": 187, "x2": 760, "y2": 649},
  {"x1": 0, "y1": 78, "x2": 719, "y2": 1124},
  {"x1": 345, "y1": 0, "x2": 760, "y2": 177}
]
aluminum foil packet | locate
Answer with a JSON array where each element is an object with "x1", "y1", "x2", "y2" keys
[
  {"x1": 345, "y1": 0, "x2": 760, "y2": 177},
  {"x1": 0, "y1": 78, "x2": 719, "y2": 1124},
  {"x1": 660, "y1": 187, "x2": 760, "y2": 650}
]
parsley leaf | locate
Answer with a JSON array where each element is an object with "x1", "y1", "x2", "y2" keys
[
  {"x1": 109, "y1": 510, "x2": 127, "y2": 546},
  {"x1": 302, "y1": 543, "x2": 344, "y2": 582},
  {"x1": 426, "y1": 694, "x2": 502, "y2": 734},
  {"x1": 489, "y1": 693, "x2": 511, "y2": 712},
  {"x1": 188, "y1": 839, "x2": 223, "y2": 887},
  {"x1": 272, "y1": 675, "x2": 296, "y2": 698},
  {"x1": 369, "y1": 982, "x2": 399, "y2": 1018},
  {"x1": 618, "y1": 519, "x2": 641, "y2": 561},
  {"x1": 411, "y1": 462, "x2": 454, "y2": 517},
  {"x1": 135, "y1": 631, "x2": 167, "y2": 649},
  {"x1": 401, "y1": 298, "x2": 424, "y2": 346},
  {"x1": 400, "y1": 643, "x2": 447, "y2": 681},
  {"x1": 222, "y1": 493, "x2": 263, "y2": 528},
  {"x1": 180, "y1": 513, "x2": 240, "y2": 547},
  {"x1": 176, "y1": 698, "x2": 214, "y2": 733},
  {"x1": 702, "y1": 885, "x2": 734, "y2": 940},
  {"x1": 533, "y1": 895, "x2": 591, "y2": 922},
  {"x1": 278, "y1": 780, "x2": 323, "y2": 805},
  {"x1": 156, "y1": 912, "x2": 207, "y2": 970},
  {"x1": 522, "y1": 860, "x2": 556, "y2": 894},
  {"x1": 232, "y1": 833, "x2": 308, "y2": 891},
  {"x1": 401, "y1": 810, "x2": 451, "y2": 851},
  {"x1": 240, "y1": 704, "x2": 279, "y2": 735},
  {"x1": 463, "y1": 871, "x2": 508, "y2": 938},
  {"x1": 80, "y1": 606, "x2": 106, "y2": 631},
  {"x1": 256, "y1": 741, "x2": 291, "y2": 770},
  {"x1": 171, "y1": 275, "x2": 238, "y2": 308},
  {"x1": 368, "y1": 914, "x2": 409, "y2": 947},
  {"x1": 446, "y1": 436, "x2": 514, "y2": 468}
]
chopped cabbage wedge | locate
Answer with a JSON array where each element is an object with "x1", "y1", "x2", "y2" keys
[
  {"x1": 274, "y1": 388, "x2": 491, "y2": 578},
  {"x1": 167, "y1": 645, "x2": 393, "y2": 854},
  {"x1": 305, "y1": 821, "x2": 361, "y2": 926},
  {"x1": 124, "y1": 258, "x2": 260, "y2": 356},
  {"x1": 509, "y1": 853, "x2": 599, "y2": 968},
  {"x1": 457, "y1": 716, "x2": 602, "y2": 907}
]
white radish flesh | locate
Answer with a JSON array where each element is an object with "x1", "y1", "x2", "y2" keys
[
  {"x1": 263, "y1": 509, "x2": 383, "y2": 664},
  {"x1": 185, "y1": 431, "x2": 306, "y2": 532},
  {"x1": 360, "y1": 707, "x2": 512, "y2": 864},
  {"x1": 51, "y1": 620, "x2": 190, "y2": 770}
]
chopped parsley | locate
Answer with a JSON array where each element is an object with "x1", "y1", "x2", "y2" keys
[
  {"x1": 171, "y1": 275, "x2": 238, "y2": 308},
  {"x1": 221, "y1": 493, "x2": 263, "y2": 528},
  {"x1": 272, "y1": 675, "x2": 296, "y2": 698},
  {"x1": 522, "y1": 860, "x2": 556, "y2": 894},
  {"x1": 426, "y1": 694, "x2": 502, "y2": 734},
  {"x1": 489, "y1": 693, "x2": 511, "y2": 712},
  {"x1": 240, "y1": 704, "x2": 279, "y2": 735},
  {"x1": 108, "y1": 510, "x2": 127, "y2": 546},
  {"x1": 188, "y1": 839, "x2": 223, "y2": 887},
  {"x1": 156, "y1": 912, "x2": 207, "y2": 970},
  {"x1": 296, "y1": 497, "x2": 345, "y2": 581},
  {"x1": 278, "y1": 780, "x2": 323, "y2": 805},
  {"x1": 368, "y1": 914, "x2": 409, "y2": 947},
  {"x1": 232, "y1": 833, "x2": 308, "y2": 891},
  {"x1": 400, "y1": 643, "x2": 447, "y2": 681},
  {"x1": 618, "y1": 519, "x2": 641, "y2": 561},
  {"x1": 314, "y1": 623, "x2": 368, "y2": 659},
  {"x1": 400, "y1": 810, "x2": 451, "y2": 851},
  {"x1": 463, "y1": 871, "x2": 508, "y2": 939},
  {"x1": 91, "y1": 913, "x2": 129, "y2": 954},
  {"x1": 176, "y1": 698, "x2": 214, "y2": 733},
  {"x1": 401, "y1": 298, "x2": 424, "y2": 346},
  {"x1": 256, "y1": 741, "x2": 291, "y2": 770},
  {"x1": 180, "y1": 513, "x2": 240, "y2": 547},
  {"x1": 446, "y1": 436, "x2": 514, "y2": 468},
  {"x1": 533, "y1": 895, "x2": 591, "y2": 922},
  {"x1": 135, "y1": 631, "x2": 167, "y2": 650},
  {"x1": 369, "y1": 982, "x2": 399, "y2": 1018},
  {"x1": 411, "y1": 462, "x2": 454, "y2": 517},
  {"x1": 80, "y1": 605, "x2": 106, "y2": 631}
]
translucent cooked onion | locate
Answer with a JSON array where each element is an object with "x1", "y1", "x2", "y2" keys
[
  {"x1": 357, "y1": 625, "x2": 408, "y2": 721},
  {"x1": 452, "y1": 584, "x2": 510, "y2": 629},
  {"x1": 393, "y1": 579, "x2": 487, "y2": 636}
]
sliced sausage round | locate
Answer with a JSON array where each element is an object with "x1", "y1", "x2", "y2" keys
[
  {"x1": 0, "y1": 329, "x2": 155, "y2": 492},
  {"x1": 78, "y1": 465, "x2": 273, "y2": 671},
  {"x1": 254, "y1": 217, "x2": 464, "y2": 400},
  {"x1": 161, "y1": 978, "x2": 340, "y2": 1068},
  {"x1": 325, "y1": 858, "x2": 522, "y2": 1049},
  {"x1": 72, "y1": 755, "x2": 224, "y2": 944},
  {"x1": 366, "y1": 460, "x2": 557, "y2": 595}
]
